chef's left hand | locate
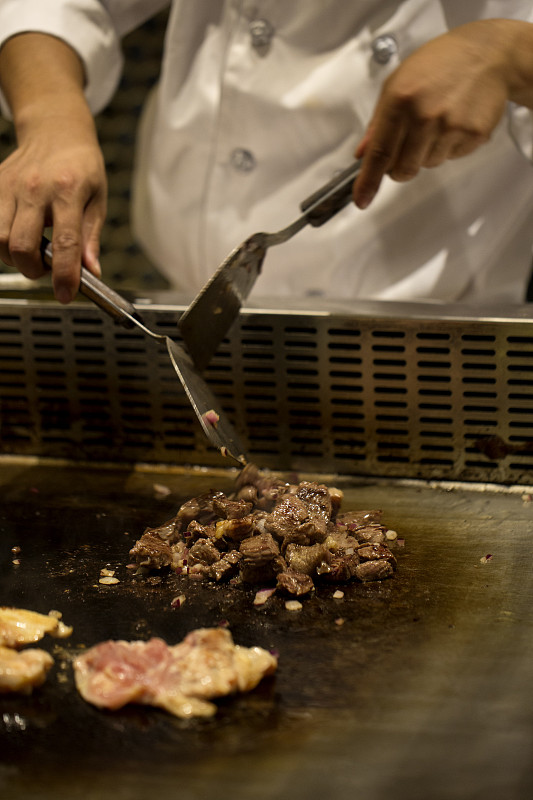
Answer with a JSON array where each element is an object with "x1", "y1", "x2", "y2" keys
[{"x1": 352, "y1": 19, "x2": 533, "y2": 209}]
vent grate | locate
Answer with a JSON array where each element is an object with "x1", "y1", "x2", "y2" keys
[{"x1": 3, "y1": 299, "x2": 533, "y2": 482}]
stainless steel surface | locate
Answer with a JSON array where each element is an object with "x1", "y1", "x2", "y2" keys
[
  {"x1": 2, "y1": 294, "x2": 533, "y2": 483},
  {"x1": 40, "y1": 240, "x2": 247, "y2": 464},
  {"x1": 1, "y1": 459, "x2": 532, "y2": 799},
  {"x1": 179, "y1": 161, "x2": 361, "y2": 371}
]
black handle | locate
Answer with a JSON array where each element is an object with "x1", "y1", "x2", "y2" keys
[
  {"x1": 300, "y1": 160, "x2": 361, "y2": 227},
  {"x1": 40, "y1": 237, "x2": 143, "y2": 328}
]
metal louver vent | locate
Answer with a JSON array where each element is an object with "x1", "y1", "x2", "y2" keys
[{"x1": 2, "y1": 296, "x2": 533, "y2": 484}]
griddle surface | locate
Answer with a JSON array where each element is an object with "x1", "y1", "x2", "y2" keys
[{"x1": 1, "y1": 461, "x2": 532, "y2": 800}]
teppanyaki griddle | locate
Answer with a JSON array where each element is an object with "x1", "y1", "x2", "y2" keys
[{"x1": 1, "y1": 459, "x2": 533, "y2": 800}]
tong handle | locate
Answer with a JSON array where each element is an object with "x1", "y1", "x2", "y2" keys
[
  {"x1": 40, "y1": 236, "x2": 141, "y2": 328},
  {"x1": 300, "y1": 160, "x2": 361, "y2": 227}
]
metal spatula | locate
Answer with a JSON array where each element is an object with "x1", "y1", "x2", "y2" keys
[
  {"x1": 178, "y1": 160, "x2": 362, "y2": 372},
  {"x1": 41, "y1": 238, "x2": 247, "y2": 465}
]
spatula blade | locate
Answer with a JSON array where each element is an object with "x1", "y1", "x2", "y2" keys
[
  {"x1": 165, "y1": 337, "x2": 248, "y2": 465},
  {"x1": 178, "y1": 234, "x2": 266, "y2": 372}
]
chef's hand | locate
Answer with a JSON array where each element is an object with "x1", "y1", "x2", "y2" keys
[
  {"x1": 352, "y1": 19, "x2": 533, "y2": 209},
  {"x1": 0, "y1": 33, "x2": 107, "y2": 303}
]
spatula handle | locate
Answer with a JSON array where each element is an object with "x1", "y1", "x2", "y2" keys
[
  {"x1": 40, "y1": 236, "x2": 142, "y2": 328},
  {"x1": 300, "y1": 160, "x2": 361, "y2": 227}
]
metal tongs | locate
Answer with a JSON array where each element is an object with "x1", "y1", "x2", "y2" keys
[
  {"x1": 40, "y1": 238, "x2": 247, "y2": 465},
  {"x1": 179, "y1": 160, "x2": 362, "y2": 371}
]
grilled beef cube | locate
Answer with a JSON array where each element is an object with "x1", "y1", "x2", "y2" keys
[
  {"x1": 324, "y1": 531, "x2": 360, "y2": 553},
  {"x1": 284, "y1": 543, "x2": 331, "y2": 576},
  {"x1": 357, "y1": 543, "x2": 397, "y2": 569},
  {"x1": 214, "y1": 515, "x2": 256, "y2": 543},
  {"x1": 144, "y1": 516, "x2": 181, "y2": 545},
  {"x1": 129, "y1": 532, "x2": 172, "y2": 569},
  {"x1": 184, "y1": 519, "x2": 214, "y2": 543},
  {"x1": 336, "y1": 509, "x2": 383, "y2": 529},
  {"x1": 235, "y1": 463, "x2": 291, "y2": 511},
  {"x1": 187, "y1": 539, "x2": 221, "y2": 568},
  {"x1": 296, "y1": 481, "x2": 333, "y2": 521},
  {"x1": 354, "y1": 559, "x2": 394, "y2": 582},
  {"x1": 176, "y1": 491, "x2": 226, "y2": 529},
  {"x1": 276, "y1": 570, "x2": 314, "y2": 596},
  {"x1": 239, "y1": 533, "x2": 284, "y2": 583},
  {"x1": 212, "y1": 496, "x2": 253, "y2": 519},
  {"x1": 319, "y1": 551, "x2": 360, "y2": 583},
  {"x1": 264, "y1": 495, "x2": 313, "y2": 541},
  {"x1": 352, "y1": 525, "x2": 387, "y2": 544},
  {"x1": 239, "y1": 532, "x2": 280, "y2": 566},
  {"x1": 207, "y1": 551, "x2": 242, "y2": 582},
  {"x1": 234, "y1": 484, "x2": 258, "y2": 504},
  {"x1": 240, "y1": 555, "x2": 286, "y2": 585}
]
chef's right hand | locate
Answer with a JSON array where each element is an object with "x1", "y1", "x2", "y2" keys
[
  {"x1": 0, "y1": 113, "x2": 107, "y2": 303},
  {"x1": 0, "y1": 33, "x2": 107, "y2": 303}
]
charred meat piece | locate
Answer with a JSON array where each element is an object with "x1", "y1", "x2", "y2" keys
[
  {"x1": 264, "y1": 494, "x2": 327, "y2": 548},
  {"x1": 325, "y1": 530, "x2": 360, "y2": 553},
  {"x1": 187, "y1": 539, "x2": 221, "y2": 569},
  {"x1": 239, "y1": 533, "x2": 285, "y2": 584},
  {"x1": 296, "y1": 481, "x2": 333, "y2": 522},
  {"x1": 176, "y1": 491, "x2": 226, "y2": 529},
  {"x1": 129, "y1": 531, "x2": 173, "y2": 569},
  {"x1": 355, "y1": 560, "x2": 394, "y2": 582},
  {"x1": 357, "y1": 543, "x2": 397, "y2": 569},
  {"x1": 143, "y1": 515, "x2": 181, "y2": 545},
  {"x1": 239, "y1": 532, "x2": 280, "y2": 566},
  {"x1": 336, "y1": 509, "x2": 383, "y2": 529},
  {"x1": 235, "y1": 463, "x2": 292, "y2": 510},
  {"x1": 184, "y1": 519, "x2": 214, "y2": 543},
  {"x1": 214, "y1": 515, "x2": 256, "y2": 543},
  {"x1": 284, "y1": 542, "x2": 331, "y2": 577},
  {"x1": 320, "y1": 552, "x2": 360, "y2": 583},
  {"x1": 352, "y1": 525, "x2": 387, "y2": 544},
  {"x1": 276, "y1": 570, "x2": 314, "y2": 597},
  {"x1": 212, "y1": 496, "x2": 253, "y2": 520},
  {"x1": 207, "y1": 550, "x2": 242, "y2": 582}
]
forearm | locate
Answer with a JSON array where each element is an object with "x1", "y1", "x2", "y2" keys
[{"x1": 0, "y1": 32, "x2": 94, "y2": 141}]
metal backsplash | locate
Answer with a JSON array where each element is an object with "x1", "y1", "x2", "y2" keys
[{"x1": 1, "y1": 295, "x2": 533, "y2": 484}]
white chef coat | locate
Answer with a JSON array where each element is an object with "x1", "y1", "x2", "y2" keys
[{"x1": 1, "y1": 0, "x2": 533, "y2": 303}]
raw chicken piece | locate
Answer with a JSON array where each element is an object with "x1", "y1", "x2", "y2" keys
[
  {"x1": 0, "y1": 645, "x2": 54, "y2": 693},
  {"x1": 0, "y1": 607, "x2": 73, "y2": 648},
  {"x1": 74, "y1": 627, "x2": 277, "y2": 718}
]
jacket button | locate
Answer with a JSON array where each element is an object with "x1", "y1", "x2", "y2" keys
[
  {"x1": 249, "y1": 19, "x2": 274, "y2": 54},
  {"x1": 371, "y1": 34, "x2": 398, "y2": 64},
  {"x1": 230, "y1": 148, "x2": 256, "y2": 172}
]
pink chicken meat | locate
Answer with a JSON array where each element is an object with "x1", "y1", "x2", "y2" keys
[{"x1": 73, "y1": 627, "x2": 277, "y2": 719}]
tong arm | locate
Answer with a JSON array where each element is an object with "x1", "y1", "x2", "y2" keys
[
  {"x1": 40, "y1": 236, "x2": 143, "y2": 329},
  {"x1": 300, "y1": 160, "x2": 361, "y2": 227}
]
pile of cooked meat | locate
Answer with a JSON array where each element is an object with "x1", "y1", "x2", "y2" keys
[{"x1": 129, "y1": 464, "x2": 400, "y2": 596}]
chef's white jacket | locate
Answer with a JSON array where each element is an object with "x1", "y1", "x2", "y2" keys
[{"x1": 1, "y1": 0, "x2": 533, "y2": 302}]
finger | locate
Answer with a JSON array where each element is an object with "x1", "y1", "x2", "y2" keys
[
  {"x1": 354, "y1": 130, "x2": 371, "y2": 160},
  {"x1": 352, "y1": 114, "x2": 406, "y2": 209},
  {"x1": 387, "y1": 118, "x2": 436, "y2": 182},
  {"x1": 49, "y1": 208, "x2": 84, "y2": 304},
  {"x1": 423, "y1": 129, "x2": 461, "y2": 168},
  {"x1": 7, "y1": 205, "x2": 48, "y2": 279},
  {"x1": 0, "y1": 197, "x2": 16, "y2": 266},
  {"x1": 81, "y1": 193, "x2": 106, "y2": 278}
]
